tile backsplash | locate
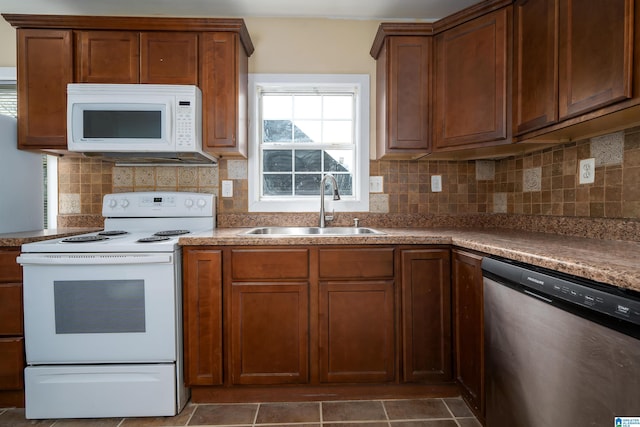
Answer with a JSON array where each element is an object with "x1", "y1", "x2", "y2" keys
[{"x1": 57, "y1": 126, "x2": 640, "y2": 228}]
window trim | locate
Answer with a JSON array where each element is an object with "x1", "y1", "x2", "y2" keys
[{"x1": 248, "y1": 74, "x2": 370, "y2": 213}]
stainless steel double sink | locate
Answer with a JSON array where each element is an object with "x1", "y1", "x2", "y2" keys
[{"x1": 242, "y1": 226, "x2": 385, "y2": 236}]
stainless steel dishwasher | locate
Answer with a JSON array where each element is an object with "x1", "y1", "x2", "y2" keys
[{"x1": 482, "y1": 257, "x2": 640, "y2": 427}]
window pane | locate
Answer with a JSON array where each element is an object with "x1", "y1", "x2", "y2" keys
[
  {"x1": 294, "y1": 120, "x2": 319, "y2": 142},
  {"x1": 324, "y1": 150, "x2": 353, "y2": 173},
  {"x1": 323, "y1": 95, "x2": 353, "y2": 119},
  {"x1": 323, "y1": 121, "x2": 352, "y2": 143},
  {"x1": 295, "y1": 174, "x2": 322, "y2": 196},
  {"x1": 295, "y1": 150, "x2": 321, "y2": 172},
  {"x1": 264, "y1": 174, "x2": 292, "y2": 196},
  {"x1": 264, "y1": 120, "x2": 293, "y2": 142},
  {"x1": 263, "y1": 150, "x2": 292, "y2": 172},
  {"x1": 262, "y1": 95, "x2": 292, "y2": 119},
  {"x1": 294, "y1": 95, "x2": 321, "y2": 119},
  {"x1": 335, "y1": 174, "x2": 353, "y2": 196}
]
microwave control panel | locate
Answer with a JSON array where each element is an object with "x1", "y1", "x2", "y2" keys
[{"x1": 176, "y1": 100, "x2": 196, "y2": 148}]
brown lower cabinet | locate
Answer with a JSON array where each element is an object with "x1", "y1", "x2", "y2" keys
[
  {"x1": 452, "y1": 249, "x2": 485, "y2": 421},
  {"x1": 183, "y1": 244, "x2": 455, "y2": 399},
  {"x1": 401, "y1": 248, "x2": 452, "y2": 382},
  {"x1": 231, "y1": 248, "x2": 310, "y2": 385},
  {"x1": 0, "y1": 248, "x2": 25, "y2": 407}
]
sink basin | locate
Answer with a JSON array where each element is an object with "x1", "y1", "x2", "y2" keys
[{"x1": 242, "y1": 226, "x2": 385, "y2": 236}]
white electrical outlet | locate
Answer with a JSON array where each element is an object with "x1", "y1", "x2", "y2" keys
[
  {"x1": 579, "y1": 158, "x2": 595, "y2": 184},
  {"x1": 369, "y1": 176, "x2": 383, "y2": 193},
  {"x1": 431, "y1": 175, "x2": 442, "y2": 192},
  {"x1": 222, "y1": 180, "x2": 233, "y2": 197}
]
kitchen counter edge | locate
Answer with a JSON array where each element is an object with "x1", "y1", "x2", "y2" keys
[{"x1": 179, "y1": 227, "x2": 640, "y2": 293}]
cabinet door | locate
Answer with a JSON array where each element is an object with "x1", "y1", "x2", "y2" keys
[
  {"x1": 0, "y1": 338, "x2": 24, "y2": 390},
  {"x1": 377, "y1": 36, "x2": 431, "y2": 159},
  {"x1": 434, "y1": 7, "x2": 510, "y2": 150},
  {"x1": 140, "y1": 32, "x2": 198, "y2": 84},
  {"x1": 230, "y1": 282, "x2": 309, "y2": 385},
  {"x1": 200, "y1": 32, "x2": 248, "y2": 157},
  {"x1": 319, "y1": 280, "x2": 395, "y2": 383},
  {"x1": 0, "y1": 284, "x2": 22, "y2": 336},
  {"x1": 401, "y1": 248, "x2": 451, "y2": 382},
  {"x1": 452, "y1": 250, "x2": 484, "y2": 419},
  {"x1": 558, "y1": 0, "x2": 633, "y2": 120},
  {"x1": 17, "y1": 29, "x2": 73, "y2": 149},
  {"x1": 182, "y1": 248, "x2": 223, "y2": 386},
  {"x1": 513, "y1": 0, "x2": 559, "y2": 135},
  {"x1": 76, "y1": 31, "x2": 139, "y2": 83}
]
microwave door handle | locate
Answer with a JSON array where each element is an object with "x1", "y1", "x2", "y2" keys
[{"x1": 16, "y1": 254, "x2": 173, "y2": 266}]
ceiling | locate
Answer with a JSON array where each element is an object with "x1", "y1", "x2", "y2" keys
[{"x1": 0, "y1": 0, "x2": 483, "y2": 22}]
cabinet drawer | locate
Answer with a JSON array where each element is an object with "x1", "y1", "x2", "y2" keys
[
  {"x1": 0, "y1": 250, "x2": 21, "y2": 283},
  {"x1": 0, "y1": 338, "x2": 24, "y2": 390},
  {"x1": 0, "y1": 284, "x2": 22, "y2": 336},
  {"x1": 231, "y1": 249, "x2": 309, "y2": 280},
  {"x1": 319, "y1": 248, "x2": 395, "y2": 279}
]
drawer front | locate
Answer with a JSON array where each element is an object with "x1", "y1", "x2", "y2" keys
[
  {"x1": 231, "y1": 249, "x2": 309, "y2": 280},
  {"x1": 0, "y1": 283, "x2": 22, "y2": 336},
  {"x1": 319, "y1": 247, "x2": 395, "y2": 279},
  {"x1": 0, "y1": 250, "x2": 21, "y2": 283}
]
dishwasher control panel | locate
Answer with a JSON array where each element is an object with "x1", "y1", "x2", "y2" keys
[{"x1": 482, "y1": 257, "x2": 640, "y2": 328}]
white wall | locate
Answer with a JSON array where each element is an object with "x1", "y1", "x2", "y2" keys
[{"x1": 0, "y1": 19, "x2": 16, "y2": 66}]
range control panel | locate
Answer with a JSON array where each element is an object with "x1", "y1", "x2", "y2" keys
[{"x1": 103, "y1": 192, "x2": 214, "y2": 217}]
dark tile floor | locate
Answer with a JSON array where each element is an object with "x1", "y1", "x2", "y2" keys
[{"x1": 0, "y1": 398, "x2": 481, "y2": 427}]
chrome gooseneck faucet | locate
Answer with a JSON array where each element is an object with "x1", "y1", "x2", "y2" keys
[{"x1": 319, "y1": 174, "x2": 341, "y2": 228}]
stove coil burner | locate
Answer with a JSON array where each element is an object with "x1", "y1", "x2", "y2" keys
[
  {"x1": 137, "y1": 236, "x2": 171, "y2": 243},
  {"x1": 154, "y1": 230, "x2": 191, "y2": 237},
  {"x1": 62, "y1": 235, "x2": 110, "y2": 243},
  {"x1": 97, "y1": 230, "x2": 129, "y2": 236}
]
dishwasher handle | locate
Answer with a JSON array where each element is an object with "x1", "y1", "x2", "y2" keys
[{"x1": 17, "y1": 253, "x2": 173, "y2": 266}]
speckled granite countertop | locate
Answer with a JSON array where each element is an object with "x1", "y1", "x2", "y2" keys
[
  {"x1": 0, "y1": 228, "x2": 101, "y2": 248},
  {"x1": 180, "y1": 227, "x2": 640, "y2": 293}
]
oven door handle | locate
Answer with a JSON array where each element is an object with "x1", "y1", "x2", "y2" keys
[{"x1": 16, "y1": 253, "x2": 174, "y2": 266}]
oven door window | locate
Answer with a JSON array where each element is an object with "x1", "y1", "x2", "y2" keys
[{"x1": 54, "y1": 280, "x2": 146, "y2": 334}]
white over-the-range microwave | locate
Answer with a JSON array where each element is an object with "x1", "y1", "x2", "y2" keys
[{"x1": 67, "y1": 83, "x2": 216, "y2": 164}]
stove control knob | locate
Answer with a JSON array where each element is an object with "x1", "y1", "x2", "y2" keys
[
  {"x1": 184, "y1": 198, "x2": 194, "y2": 208},
  {"x1": 197, "y1": 199, "x2": 207, "y2": 208},
  {"x1": 108, "y1": 199, "x2": 117, "y2": 208},
  {"x1": 119, "y1": 199, "x2": 129, "y2": 208}
]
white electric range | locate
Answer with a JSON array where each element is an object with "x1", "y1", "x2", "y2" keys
[{"x1": 17, "y1": 191, "x2": 215, "y2": 419}]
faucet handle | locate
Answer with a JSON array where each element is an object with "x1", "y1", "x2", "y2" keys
[{"x1": 353, "y1": 218, "x2": 360, "y2": 228}]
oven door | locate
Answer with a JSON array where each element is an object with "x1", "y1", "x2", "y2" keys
[{"x1": 18, "y1": 252, "x2": 178, "y2": 364}]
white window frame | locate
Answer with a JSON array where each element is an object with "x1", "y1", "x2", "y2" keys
[{"x1": 248, "y1": 74, "x2": 369, "y2": 213}]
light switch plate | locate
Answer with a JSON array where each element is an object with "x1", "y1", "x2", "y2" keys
[
  {"x1": 431, "y1": 175, "x2": 442, "y2": 192},
  {"x1": 222, "y1": 180, "x2": 233, "y2": 197},
  {"x1": 369, "y1": 176, "x2": 383, "y2": 193},
  {"x1": 579, "y1": 158, "x2": 595, "y2": 184}
]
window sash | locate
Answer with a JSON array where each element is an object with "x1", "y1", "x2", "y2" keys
[{"x1": 248, "y1": 74, "x2": 370, "y2": 213}]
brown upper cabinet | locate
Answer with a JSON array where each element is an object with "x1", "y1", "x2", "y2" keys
[
  {"x1": 433, "y1": 6, "x2": 511, "y2": 152},
  {"x1": 371, "y1": 2, "x2": 513, "y2": 159},
  {"x1": 76, "y1": 31, "x2": 198, "y2": 84},
  {"x1": 3, "y1": 14, "x2": 253, "y2": 157},
  {"x1": 76, "y1": 31, "x2": 139, "y2": 83},
  {"x1": 371, "y1": 27, "x2": 433, "y2": 159},
  {"x1": 16, "y1": 29, "x2": 73, "y2": 151},
  {"x1": 513, "y1": 0, "x2": 635, "y2": 136}
]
